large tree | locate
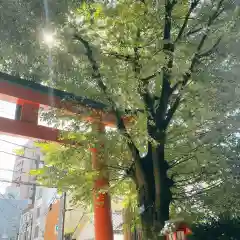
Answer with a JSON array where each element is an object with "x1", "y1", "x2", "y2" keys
[{"x1": 2, "y1": 0, "x2": 240, "y2": 238}]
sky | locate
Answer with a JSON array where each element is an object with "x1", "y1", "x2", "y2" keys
[{"x1": 0, "y1": 100, "x2": 28, "y2": 193}]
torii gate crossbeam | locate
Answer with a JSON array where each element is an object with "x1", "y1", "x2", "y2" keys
[{"x1": 0, "y1": 71, "x2": 128, "y2": 240}]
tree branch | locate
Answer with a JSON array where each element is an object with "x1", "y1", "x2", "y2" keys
[
  {"x1": 198, "y1": 36, "x2": 222, "y2": 58},
  {"x1": 174, "y1": 0, "x2": 201, "y2": 43},
  {"x1": 140, "y1": 70, "x2": 160, "y2": 82},
  {"x1": 174, "y1": 170, "x2": 220, "y2": 187},
  {"x1": 194, "y1": 0, "x2": 224, "y2": 54},
  {"x1": 164, "y1": 94, "x2": 181, "y2": 128},
  {"x1": 104, "y1": 51, "x2": 135, "y2": 62},
  {"x1": 74, "y1": 34, "x2": 147, "y2": 186},
  {"x1": 174, "y1": 181, "x2": 222, "y2": 199},
  {"x1": 134, "y1": 27, "x2": 156, "y2": 135},
  {"x1": 185, "y1": 26, "x2": 203, "y2": 37},
  {"x1": 155, "y1": 0, "x2": 176, "y2": 131},
  {"x1": 163, "y1": 0, "x2": 225, "y2": 128},
  {"x1": 170, "y1": 0, "x2": 178, "y2": 9},
  {"x1": 170, "y1": 143, "x2": 216, "y2": 168}
]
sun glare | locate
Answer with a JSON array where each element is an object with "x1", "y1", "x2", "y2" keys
[{"x1": 42, "y1": 31, "x2": 55, "y2": 47}]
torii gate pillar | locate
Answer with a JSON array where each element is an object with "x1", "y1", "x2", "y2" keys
[{"x1": 91, "y1": 121, "x2": 113, "y2": 240}]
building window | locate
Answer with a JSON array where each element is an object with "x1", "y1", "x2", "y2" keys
[
  {"x1": 36, "y1": 207, "x2": 41, "y2": 218},
  {"x1": 27, "y1": 231, "x2": 31, "y2": 240},
  {"x1": 36, "y1": 154, "x2": 40, "y2": 161},
  {"x1": 22, "y1": 233, "x2": 26, "y2": 240},
  {"x1": 37, "y1": 188, "x2": 43, "y2": 199},
  {"x1": 34, "y1": 225, "x2": 39, "y2": 238}
]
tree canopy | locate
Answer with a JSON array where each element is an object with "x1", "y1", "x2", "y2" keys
[
  {"x1": 2, "y1": 0, "x2": 240, "y2": 237},
  {"x1": 189, "y1": 215, "x2": 240, "y2": 240}
]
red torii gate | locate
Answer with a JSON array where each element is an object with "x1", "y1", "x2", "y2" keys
[{"x1": 0, "y1": 71, "x2": 129, "y2": 240}]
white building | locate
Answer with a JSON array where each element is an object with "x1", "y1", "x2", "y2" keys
[
  {"x1": 31, "y1": 187, "x2": 58, "y2": 240},
  {"x1": 4, "y1": 186, "x2": 20, "y2": 199},
  {"x1": 18, "y1": 205, "x2": 33, "y2": 240},
  {"x1": 18, "y1": 187, "x2": 58, "y2": 240},
  {"x1": 12, "y1": 140, "x2": 43, "y2": 204},
  {"x1": 16, "y1": 140, "x2": 58, "y2": 240}
]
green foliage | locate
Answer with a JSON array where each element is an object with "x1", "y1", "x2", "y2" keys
[
  {"x1": 12, "y1": 148, "x2": 24, "y2": 156},
  {"x1": 2, "y1": 0, "x2": 240, "y2": 231},
  {"x1": 189, "y1": 215, "x2": 240, "y2": 240}
]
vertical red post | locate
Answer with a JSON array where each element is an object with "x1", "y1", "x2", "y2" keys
[
  {"x1": 91, "y1": 121, "x2": 113, "y2": 240},
  {"x1": 15, "y1": 99, "x2": 39, "y2": 124}
]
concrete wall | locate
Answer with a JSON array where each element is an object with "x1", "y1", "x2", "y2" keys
[
  {"x1": 0, "y1": 198, "x2": 28, "y2": 240},
  {"x1": 12, "y1": 140, "x2": 43, "y2": 203},
  {"x1": 18, "y1": 206, "x2": 33, "y2": 240},
  {"x1": 13, "y1": 140, "x2": 58, "y2": 240},
  {"x1": 31, "y1": 187, "x2": 58, "y2": 240}
]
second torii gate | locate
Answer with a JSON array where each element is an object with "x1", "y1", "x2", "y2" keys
[{"x1": 0, "y1": 71, "x2": 130, "y2": 240}]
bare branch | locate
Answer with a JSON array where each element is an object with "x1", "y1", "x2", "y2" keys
[
  {"x1": 198, "y1": 36, "x2": 222, "y2": 58},
  {"x1": 175, "y1": 0, "x2": 201, "y2": 43},
  {"x1": 174, "y1": 170, "x2": 220, "y2": 187},
  {"x1": 170, "y1": 143, "x2": 217, "y2": 168},
  {"x1": 164, "y1": 94, "x2": 181, "y2": 128},
  {"x1": 170, "y1": 131, "x2": 232, "y2": 168},
  {"x1": 195, "y1": 0, "x2": 225, "y2": 53},
  {"x1": 140, "y1": 70, "x2": 160, "y2": 82},
  {"x1": 104, "y1": 51, "x2": 134, "y2": 62},
  {"x1": 185, "y1": 26, "x2": 203, "y2": 37},
  {"x1": 174, "y1": 181, "x2": 222, "y2": 199},
  {"x1": 105, "y1": 165, "x2": 128, "y2": 171}
]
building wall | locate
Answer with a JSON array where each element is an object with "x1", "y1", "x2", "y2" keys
[
  {"x1": 4, "y1": 185, "x2": 20, "y2": 199},
  {"x1": 0, "y1": 198, "x2": 28, "y2": 240},
  {"x1": 44, "y1": 200, "x2": 60, "y2": 240},
  {"x1": 14, "y1": 140, "x2": 58, "y2": 239},
  {"x1": 31, "y1": 187, "x2": 58, "y2": 240},
  {"x1": 18, "y1": 206, "x2": 33, "y2": 240},
  {"x1": 12, "y1": 140, "x2": 43, "y2": 203},
  {"x1": 17, "y1": 185, "x2": 58, "y2": 240}
]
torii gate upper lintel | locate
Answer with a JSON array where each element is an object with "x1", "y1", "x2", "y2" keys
[
  {"x1": 0, "y1": 71, "x2": 130, "y2": 139},
  {"x1": 0, "y1": 71, "x2": 125, "y2": 240}
]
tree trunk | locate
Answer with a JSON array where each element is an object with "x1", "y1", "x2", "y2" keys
[{"x1": 135, "y1": 143, "x2": 173, "y2": 240}]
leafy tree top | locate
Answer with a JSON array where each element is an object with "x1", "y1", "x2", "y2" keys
[{"x1": 2, "y1": 0, "x2": 240, "y2": 232}]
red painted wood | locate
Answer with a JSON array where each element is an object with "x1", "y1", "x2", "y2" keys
[
  {"x1": 0, "y1": 117, "x2": 60, "y2": 142},
  {"x1": 91, "y1": 123, "x2": 113, "y2": 240},
  {"x1": 16, "y1": 100, "x2": 39, "y2": 124},
  {"x1": 93, "y1": 178, "x2": 113, "y2": 240},
  {"x1": 0, "y1": 80, "x2": 129, "y2": 127},
  {"x1": 0, "y1": 81, "x2": 53, "y2": 106}
]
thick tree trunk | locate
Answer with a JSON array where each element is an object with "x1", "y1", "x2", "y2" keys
[
  {"x1": 138, "y1": 184, "x2": 171, "y2": 239},
  {"x1": 135, "y1": 145, "x2": 173, "y2": 240}
]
